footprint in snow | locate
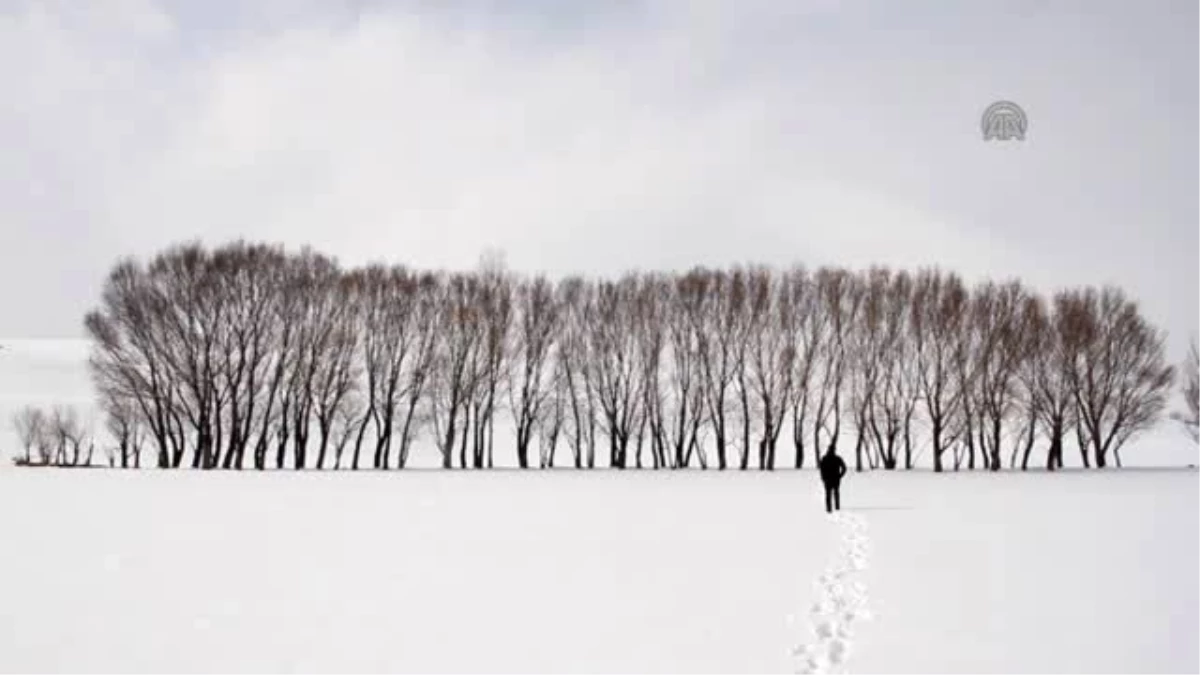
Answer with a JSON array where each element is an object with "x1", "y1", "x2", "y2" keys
[{"x1": 790, "y1": 511, "x2": 874, "y2": 674}]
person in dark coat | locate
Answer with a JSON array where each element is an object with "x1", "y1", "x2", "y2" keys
[{"x1": 818, "y1": 448, "x2": 848, "y2": 513}]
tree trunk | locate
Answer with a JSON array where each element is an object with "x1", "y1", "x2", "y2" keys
[{"x1": 1019, "y1": 419, "x2": 1035, "y2": 470}]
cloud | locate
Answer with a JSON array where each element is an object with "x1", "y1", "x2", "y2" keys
[
  {"x1": 115, "y1": 4, "x2": 764, "y2": 260},
  {"x1": 0, "y1": 0, "x2": 1194, "y2": 359},
  {"x1": 2, "y1": 2, "x2": 1190, "y2": 321},
  {"x1": 92, "y1": 2, "x2": 1018, "y2": 274},
  {"x1": 0, "y1": 0, "x2": 1194, "y2": 466}
]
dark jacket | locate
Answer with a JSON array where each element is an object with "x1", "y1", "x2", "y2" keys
[{"x1": 819, "y1": 452, "x2": 847, "y2": 485}]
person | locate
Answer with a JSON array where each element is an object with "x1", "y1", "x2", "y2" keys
[{"x1": 818, "y1": 448, "x2": 847, "y2": 513}]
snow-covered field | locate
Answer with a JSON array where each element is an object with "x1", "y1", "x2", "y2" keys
[{"x1": 0, "y1": 469, "x2": 1195, "y2": 673}]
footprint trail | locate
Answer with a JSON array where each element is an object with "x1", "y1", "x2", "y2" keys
[{"x1": 790, "y1": 512, "x2": 873, "y2": 674}]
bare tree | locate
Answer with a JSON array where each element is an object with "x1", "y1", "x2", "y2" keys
[
  {"x1": 862, "y1": 269, "x2": 912, "y2": 470},
  {"x1": 911, "y1": 270, "x2": 969, "y2": 472},
  {"x1": 331, "y1": 403, "x2": 361, "y2": 470},
  {"x1": 743, "y1": 267, "x2": 797, "y2": 470},
  {"x1": 472, "y1": 257, "x2": 513, "y2": 469},
  {"x1": 312, "y1": 276, "x2": 360, "y2": 470},
  {"x1": 787, "y1": 267, "x2": 824, "y2": 469},
  {"x1": 697, "y1": 269, "x2": 747, "y2": 470},
  {"x1": 970, "y1": 281, "x2": 1029, "y2": 471},
  {"x1": 1064, "y1": 287, "x2": 1174, "y2": 468},
  {"x1": 555, "y1": 277, "x2": 598, "y2": 469},
  {"x1": 351, "y1": 269, "x2": 440, "y2": 470},
  {"x1": 103, "y1": 397, "x2": 144, "y2": 468},
  {"x1": 663, "y1": 272, "x2": 709, "y2": 469},
  {"x1": 810, "y1": 268, "x2": 860, "y2": 466},
  {"x1": 1171, "y1": 336, "x2": 1199, "y2": 443},
  {"x1": 728, "y1": 268, "x2": 754, "y2": 471},
  {"x1": 395, "y1": 274, "x2": 441, "y2": 469},
  {"x1": 210, "y1": 243, "x2": 288, "y2": 470},
  {"x1": 590, "y1": 275, "x2": 643, "y2": 469},
  {"x1": 1020, "y1": 293, "x2": 1077, "y2": 470},
  {"x1": 48, "y1": 406, "x2": 91, "y2": 467},
  {"x1": 430, "y1": 273, "x2": 482, "y2": 469},
  {"x1": 347, "y1": 265, "x2": 389, "y2": 469},
  {"x1": 145, "y1": 244, "x2": 227, "y2": 469},
  {"x1": 12, "y1": 406, "x2": 46, "y2": 465},
  {"x1": 509, "y1": 276, "x2": 560, "y2": 469},
  {"x1": 1011, "y1": 294, "x2": 1043, "y2": 470},
  {"x1": 87, "y1": 257, "x2": 183, "y2": 468},
  {"x1": 634, "y1": 276, "x2": 667, "y2": 469},
  {"x1": 260, "y1": 260, "x2": 303, "y2": 471},
  {"x1": 849, "y1": 269, "x2": 888, "y2": 472},
  {"x1": 282, "y1": 251, "x2": 345, "y2": 470},
  {"x1": 538, "y1": 362, "x2": 567, "y2": 468}
]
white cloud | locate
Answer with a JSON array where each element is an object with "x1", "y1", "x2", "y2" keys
[
  {"x1": 0, "y1": 0, "x2": 1194, "y2": 355},
  {"x1": 93, "y1": 3, "x2": 1009, "y2": 277},
  {"x1": 0, "y1": 0, "x2": 1194, "y2": 465}
]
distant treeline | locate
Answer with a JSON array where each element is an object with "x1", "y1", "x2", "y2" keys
[{"x1": 12, "y1": 241, "x2": 1197, "y2": 471}]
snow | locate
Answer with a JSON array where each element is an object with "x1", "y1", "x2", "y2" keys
[
  {"x1": 847, "y1": 470, "x2": 1198, "y2": 674},
  {"x1": 793, "y1": 511, "x2": 873, "y2": 673},
  {"x1": 0, "y1": 339, "x2": 1196, "y2": 671},
  {"x1": 0, "y1": 469, "x2": 1195, "y2": 673}
]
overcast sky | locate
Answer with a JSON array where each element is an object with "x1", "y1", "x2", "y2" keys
[{"x1": 1, "y1": 0, "x2": 1196, "y2": 361}]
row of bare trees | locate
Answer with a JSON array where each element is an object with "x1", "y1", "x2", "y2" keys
[
  {"x1": 1172, "y1": 339, "x2": 1200, "y2": 443},
  {"x1": 11, "y1": 405, "x2": 97, "y2": 467},
  {"x1": 75, "y1": 241, "x2": 1183, "y2": 472}
]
